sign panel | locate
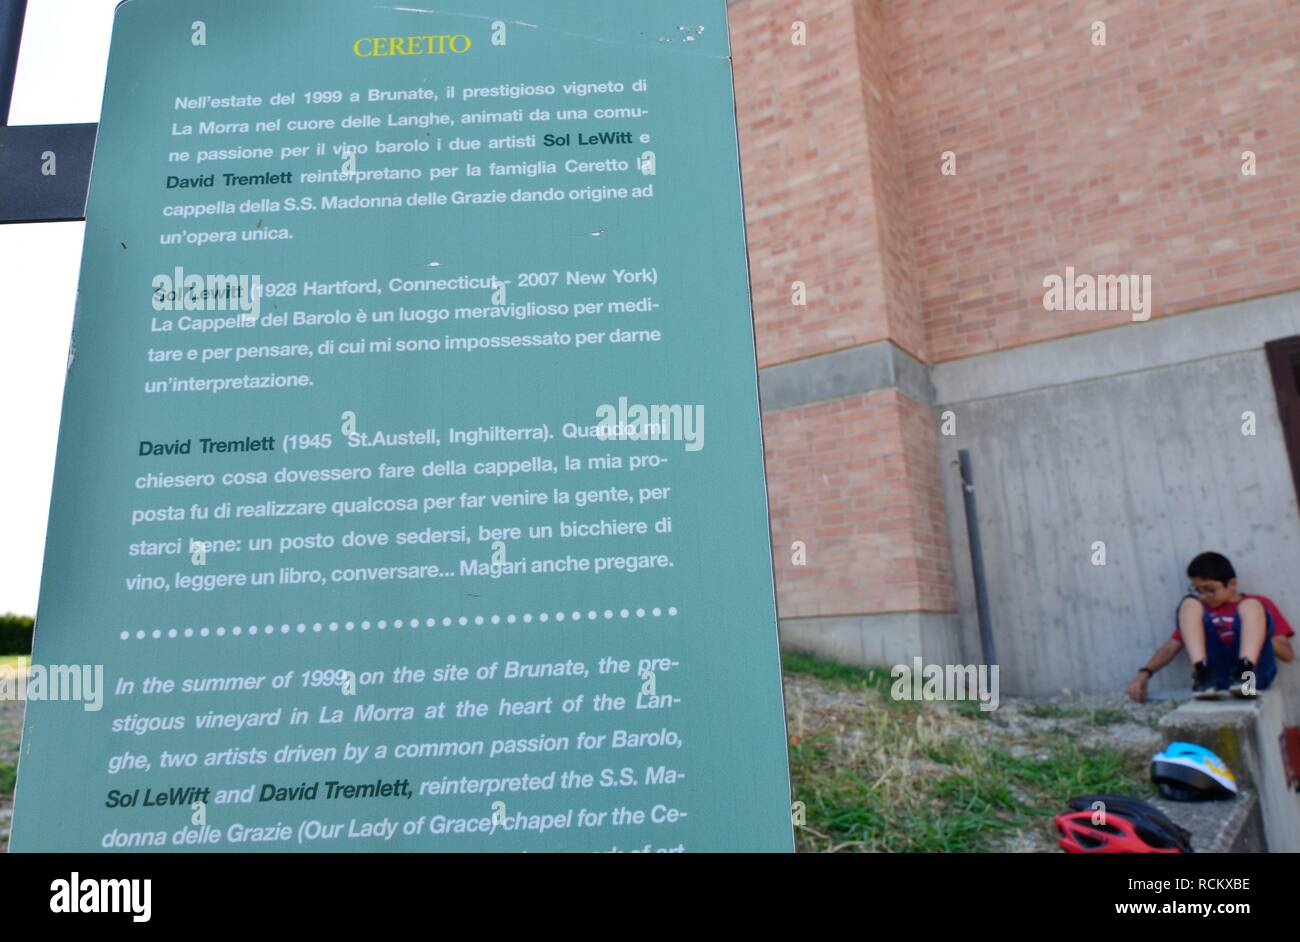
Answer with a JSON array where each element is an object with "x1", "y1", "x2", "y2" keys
[{"x1": 11, "y1": 0, "x2": 790, "y2": 852}]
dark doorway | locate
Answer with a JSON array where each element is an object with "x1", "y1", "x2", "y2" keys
[{"x1": 1267, "y1": 336, "x2": 1300, "y2": 505}]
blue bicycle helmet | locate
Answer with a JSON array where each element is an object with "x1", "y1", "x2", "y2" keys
[{"x1": 1151, "y1": 742, "x2": 1237, "y2": 801}]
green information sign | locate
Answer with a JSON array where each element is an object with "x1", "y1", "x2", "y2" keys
[{"x1": 11, "y1": 0, "x2": 791, "y2": 852}]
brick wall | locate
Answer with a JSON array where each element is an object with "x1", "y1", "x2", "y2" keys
[
  {"x1": 734, "y1": 0, "x2": 954, "y2": 622},
  {"x1": 763, "y1": 388, "x2": 956, "y2": 617},
  {"x1": 734, "y1": 0, "x2": 1300, "y2": 365},
  {"x1": 887, "y1": 0, "x2": 1300, "y2": 361},
  {"x1": 733, "y1": 0, "x2": 909, "y2": 367},
  {"x1": 852, "y1": 0, "x2": 926, "y2": 361}
]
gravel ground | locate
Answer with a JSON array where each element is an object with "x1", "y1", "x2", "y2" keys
[{"x1": 979, "y1": 692, "x2": 1173, "y2": 851}]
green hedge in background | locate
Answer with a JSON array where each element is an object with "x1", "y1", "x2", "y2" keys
[{"x1": 0, "y1": 614, "x2": 34, "y2": 655}]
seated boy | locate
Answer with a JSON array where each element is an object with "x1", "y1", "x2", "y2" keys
[{"x1": 1126, "y1": 552, "x2": 1294, "y2": 702}]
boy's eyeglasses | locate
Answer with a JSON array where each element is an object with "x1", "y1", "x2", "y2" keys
[{"x1": 1188, "y1": 583, "x2": 1220, "y2": 597}]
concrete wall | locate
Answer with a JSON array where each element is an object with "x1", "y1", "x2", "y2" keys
[{"x1": 932, "y1": 292, "x2": 1300, "y2": 705}]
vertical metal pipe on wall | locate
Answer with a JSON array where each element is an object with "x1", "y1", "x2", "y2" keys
[{"x1": 958, "y1": 449, "x2": 998, "y2": 668}]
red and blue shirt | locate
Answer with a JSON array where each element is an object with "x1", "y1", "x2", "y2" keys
[{"x1": 1172, "y1": 595, "x2": 1295, "y2": 645}]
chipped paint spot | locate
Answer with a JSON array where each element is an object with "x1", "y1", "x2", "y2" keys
[
  {"x1": 376, "y1": 6, "x2": 726, "y2": 58},
  {"x1": 376, "y1": 6, "x2": 538, "y2": 29}
]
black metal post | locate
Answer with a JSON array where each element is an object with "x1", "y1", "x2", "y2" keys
[
  {"x1": 0, "y1": 0, "x2": 27, "y2": 126},
  {"x1": 958, "y1": 449, "x2": 997, "y2": 668},
  {"x1": 0, "y1": 0, "x2": 96, "y2": 225}
]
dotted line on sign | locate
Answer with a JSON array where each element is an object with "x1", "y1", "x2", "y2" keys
[{"x1": 118, "y1": 606, "x2": 679, "y2": 641}]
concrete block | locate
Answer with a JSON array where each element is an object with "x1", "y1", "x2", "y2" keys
[
  {"x1": 1159, "y1": 699, "x2": 1260, "y2": 788},
  {"x1": 1151, "y1": 790, "x2": 1264, "y2": 853},
  {"x1": 779, "y1": 612, "x2": 963, "y2": 670},
  {"x1": 759, "y1": 340, "x2": 934, "y2": 412},
  {"x1": 1158, "y1": 692, "x2": 1300, "y2": 851}
]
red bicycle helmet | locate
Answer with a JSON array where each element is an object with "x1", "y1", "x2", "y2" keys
[{"x1": 1054, "y1": 794, "x2": 1192, "y2": 853}]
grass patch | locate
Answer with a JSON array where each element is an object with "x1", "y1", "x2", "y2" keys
[
  {"x1": 992, "y1": 738, "x2": 1151, "y2": 803},
  {"x1": 948, "y1": 699, "x2": 995, "y2": 721},
  {"x1": 0, "y1": 656, "x2": 28, "y2": 672},
  {"x1": 782, "y1": 651, "x2": 892, "y2": 695},
  {"x1": 0, "y1": 762, "x2": 15, "y2": 798},
  {"x1": 1089, "y1": 707, "x2": 1129, "y2": 727},
  {"x1": 1023, "y1": 702, "x2": 1086, "y2": 720},
  {"x1": 789, "y1": 704, "x2": 1017, "y2": 851},
  {"x1": 787, "y1": 683, "x2": 1156, "y2": 852}
]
